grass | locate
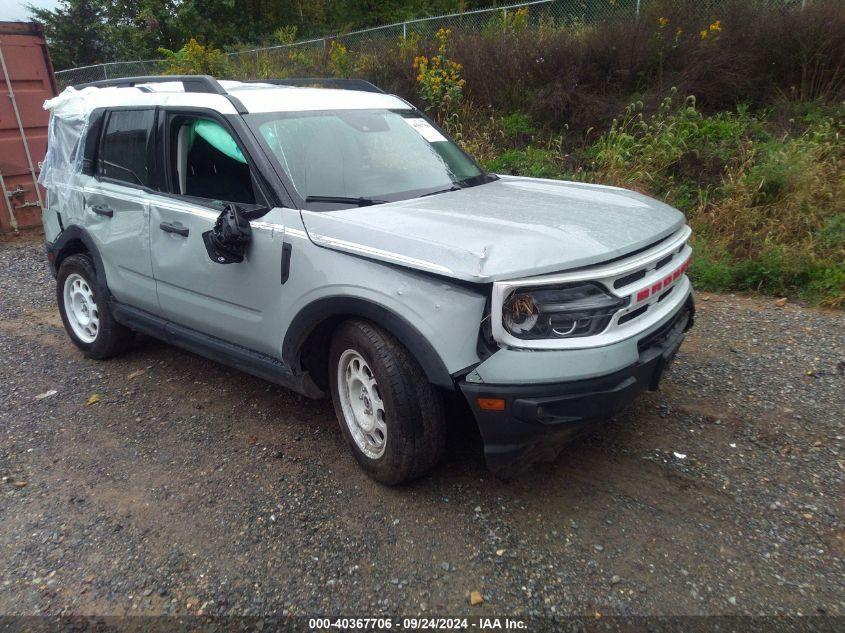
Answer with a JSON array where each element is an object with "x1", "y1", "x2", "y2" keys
[{"x1": 453, "y1": 96, "x2": 845, "y2": 307}]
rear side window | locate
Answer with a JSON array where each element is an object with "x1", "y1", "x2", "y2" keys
[{"x1": 97, "y1": 110, "x2": 155, "y2": 187}]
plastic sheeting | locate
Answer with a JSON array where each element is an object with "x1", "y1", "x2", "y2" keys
[
  {"x1": 39, "y1": 87, "x2": 94, "y2": 216},
  {"x1": 39, "y1": 88, "x2": 247, "y2": 217},
  {"x1": 40, "y1": 85, "x2": 147, "y2": 222}
]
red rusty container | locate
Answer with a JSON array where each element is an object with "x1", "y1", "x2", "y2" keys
[{"x1": 0, "y1": 21, "x2": 57, "y2": 233}]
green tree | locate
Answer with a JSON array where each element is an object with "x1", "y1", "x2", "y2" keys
[
  {"x1": 27, "y1": 0, "x2": 110, "y2": 69},
  {"x1": 30, "y1": 0, "x2": 492, "y2": 70},
  {"x1": 27, "y1": 0, "x2": 181, "y2": 70},
  {"x1": 104, "y1": 0, "x2": 184, "y2": 61}
]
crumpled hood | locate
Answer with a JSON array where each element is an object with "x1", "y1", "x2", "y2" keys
[{"x1": 300, "y1": 175, "x2": 686, "y2": 282}]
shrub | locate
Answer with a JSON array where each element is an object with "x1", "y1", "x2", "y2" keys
[
  {"x1": 328, "y1": 40, "x2": 353, "y2": 78},
  {"x1": 274, "y1": 26, "x2": 297, "y2": 45},
  {"x1": 159, "y1": 39, "x2": 230, "y2": 76},
  {"x1": 705, "y1": 108, "x2": 843, "y2": 258},
  {"x1": 486, "y1": 147, "x2": 563, "y2": 179},
  {"x1": 484, "y1": 7, "x2": 530, "y2": 35},
  {"x1": 213, "y1": 0, "x2": 845, "y2": 306},
  {"x1": 574, "y1": 92, "x2": 844, "y2": 305},
  {"x1": 499, "y1": 112, "x2": 538, "y2": 144},
  {"x1": 286, "y1": 44, "x2": 324, "y2": 76},
  {"x1": 413, "y1": 28, "x2": 465, "y2": 115},
  {"x1": 588, "y1": 93, "x2": 702, "y2": 192},
  {"x1": 444, "y1": 0, "x2": 845, "y2": 132}
]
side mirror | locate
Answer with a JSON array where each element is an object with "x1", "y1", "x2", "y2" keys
[{"x1": 202, "y1": 203, "x2": 252, "y2": 264}]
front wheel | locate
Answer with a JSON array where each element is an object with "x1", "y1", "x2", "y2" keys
[{"x1": 329, "y1": 320, "x2": 446, "y2": 485}]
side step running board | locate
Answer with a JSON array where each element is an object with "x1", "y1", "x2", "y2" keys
[{"x1": 110, "y1": 301, "x2": 324, "y2": 399}]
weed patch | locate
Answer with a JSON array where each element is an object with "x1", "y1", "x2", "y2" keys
[{"x1": 456, "y1": 96, "x2": 844, "y2": 306}]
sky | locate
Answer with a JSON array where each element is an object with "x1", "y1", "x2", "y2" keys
[{"x1": 1, "y1": 0, "x2": 60, "y2": 22}]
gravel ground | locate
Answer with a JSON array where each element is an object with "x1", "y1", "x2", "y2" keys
[{"x1": 0, "y1": 232, "x2": 843, "y2": 618}]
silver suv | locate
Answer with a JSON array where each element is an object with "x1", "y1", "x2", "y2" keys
[{"x1": 41, "y1": 76, "x2": 694, "y2": 484}]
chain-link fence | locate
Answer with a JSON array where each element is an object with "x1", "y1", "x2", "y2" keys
[
  {"x1": 55, "y1": 59, "x2": 167, "y2": 87},
  {"x1": 55, "y1": 0, "x2": 808, "y2": 87},
  {"x1": 227, "y1": 0, "x2": 644, "y2": 81}
]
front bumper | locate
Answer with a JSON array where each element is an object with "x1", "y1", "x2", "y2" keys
[{"x1": 460, "y1": 295, "x2": 694, "y2": 474}]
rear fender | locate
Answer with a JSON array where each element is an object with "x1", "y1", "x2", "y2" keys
[{"x1": 47, "y1": 225, "x2": 109, "y2": 298}]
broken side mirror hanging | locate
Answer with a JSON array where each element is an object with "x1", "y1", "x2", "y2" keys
[{"x1": 203, "y1": 203, "x2": 253, "y2": 264}]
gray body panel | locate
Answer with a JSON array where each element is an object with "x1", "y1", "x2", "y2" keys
[
  {"x1": 44, "y1": 175, "x2": 158, "y2": 311},
  {"x1": 300, "y1": 176, "x2": 686, "y2": 282},
  {"x1": 148, "y1": 196, "x2": 286, "y2": 356},
  {"x1": 276, "y1": 208, "x2": 487, "y2": 374},
  {"x1": 41, "y1": 192, "x2": 62, "y2": 241},
  {"x1": 84, "y1": 181, "x2": 158, "y2": 313},
  {"x1": 49, "y1": 187, "x2": 488, "y2": 377}
]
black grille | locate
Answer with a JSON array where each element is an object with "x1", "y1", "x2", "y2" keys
[
  {"x1": 637, "y1": 304, "x2": 688, "y2": 353},
  {"x1": 654, "y1": 254, "x2": 673, "y2": 270},
  {"x1": 657, "y1": 286, "x2": 674, "y2": 303},
  {"x1": 618, "y1": 304, "x2": 648, "y2": 325},
  {"x1": 613, "y1": 269, "x2": 647, "y2": 289}
]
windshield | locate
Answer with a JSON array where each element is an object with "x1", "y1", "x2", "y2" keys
[{"x1": 246, "y1": 109, "x2": 489, "y2": 208}]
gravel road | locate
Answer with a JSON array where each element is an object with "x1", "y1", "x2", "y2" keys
[{"x1": 1, "y1": 233, "x2": 843, "y2": 618}]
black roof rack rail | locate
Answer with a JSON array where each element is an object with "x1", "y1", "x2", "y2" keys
[
  {"x1": 245, "y1": 78, "x2": 385, "y2": 94},
  {"x1": 73, "y1": 74, "x2": 228, "y2": 95}
]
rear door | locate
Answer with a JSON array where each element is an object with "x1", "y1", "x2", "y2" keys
[
  {"x1": 85, "y1": 108, "x2": 158, "y2": 313},
  {"x1": 147, "y1": 109, "x2": 285, "y2": 356}
]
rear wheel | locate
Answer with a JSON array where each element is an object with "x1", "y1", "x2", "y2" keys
[
  {"x1": 329, "y1": 320, "x2": 446, "y2": 485},
  {"x1": 57, "y1": 254, "x2": 133, "y2": 359}
]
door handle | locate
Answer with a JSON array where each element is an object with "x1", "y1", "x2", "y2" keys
[
  {"x1": 91, "y1": 204, "x2": 114, "y2": 217},
  {"x1": 160, "y1": 221, "x2": 189, "y2": 237}
]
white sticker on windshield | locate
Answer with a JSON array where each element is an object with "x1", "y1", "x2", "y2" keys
[{"x1": 404, "y1": 117, "x2": 447, "y2": 143}]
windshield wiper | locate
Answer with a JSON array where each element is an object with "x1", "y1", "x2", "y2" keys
[
  {"x1": 420, "y1": 185, "x2": 463, "y2": 198},
  {"x1": 305, "y1": 195, "x2": 388, "y2": 207}
]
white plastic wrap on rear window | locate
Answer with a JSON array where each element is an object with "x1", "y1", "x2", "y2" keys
[
  {"x1": 39, "y1": 87, "x2": 94, "y2": 218},
  {"x1": 41, "y1": 86, "x2": 145, "y2": 222}
]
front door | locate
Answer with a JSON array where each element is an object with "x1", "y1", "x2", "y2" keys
[{"x1": 148, "y1": 111, "x2": 285, "y2": 356}]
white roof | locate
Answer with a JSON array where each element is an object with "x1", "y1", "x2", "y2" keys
[
  {"x1": 229, "y1": 84, "x2": 410, "y2": 113},
  {"x1": 44, "y1": 80, "x2": 412, "y2": 117}
]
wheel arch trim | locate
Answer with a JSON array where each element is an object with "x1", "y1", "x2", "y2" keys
[
  {"x1": 48, "y1": 225, "x2": 110, "y2": 298},
  {"x1": 282, "y1": 296, "x2": 456, "y2": 390}
]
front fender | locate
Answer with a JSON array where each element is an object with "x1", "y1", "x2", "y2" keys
[
  {"x1": 277, "y1": 219, "x2": 489, "y2": 389},
  {"x1": 284, "y1": 295, "x2": 460, "y2": 389}
]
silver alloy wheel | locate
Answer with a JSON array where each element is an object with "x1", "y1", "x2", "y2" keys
[
  {"x1": 63, "y1": 273, "x2": 99, "y2": 344},
  {"x1": 337, "y1": 349, "x2": 387, "y2": 459}
]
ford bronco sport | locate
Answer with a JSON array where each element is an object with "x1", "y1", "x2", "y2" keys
[{"x1": 40, "y1": 75, "x2": 694, "y2": 484}]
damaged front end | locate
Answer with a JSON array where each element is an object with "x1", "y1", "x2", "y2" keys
[{"x1": 460, "y1": 295, "x2": 695, "y2": 477}]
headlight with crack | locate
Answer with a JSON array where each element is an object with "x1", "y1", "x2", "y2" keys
[{"x1": 501, "y1": 282, "x2": 629, "y2": 340}]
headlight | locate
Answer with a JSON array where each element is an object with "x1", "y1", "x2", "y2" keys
[{"x1": 502, "y1": 282, "x2": 629, "y2": 340}]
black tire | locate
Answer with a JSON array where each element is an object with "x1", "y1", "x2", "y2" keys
[
  {"x1": 56, "y1": 254, "x2": 134, "y2": 359},
  {"x1": 329, "y1": 320, "x2": 446, "y2": 485}
]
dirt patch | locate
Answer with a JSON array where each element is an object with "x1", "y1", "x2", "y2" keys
[{"x1": 0, "y1": 239, "x2": 843, "y2": 617}]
